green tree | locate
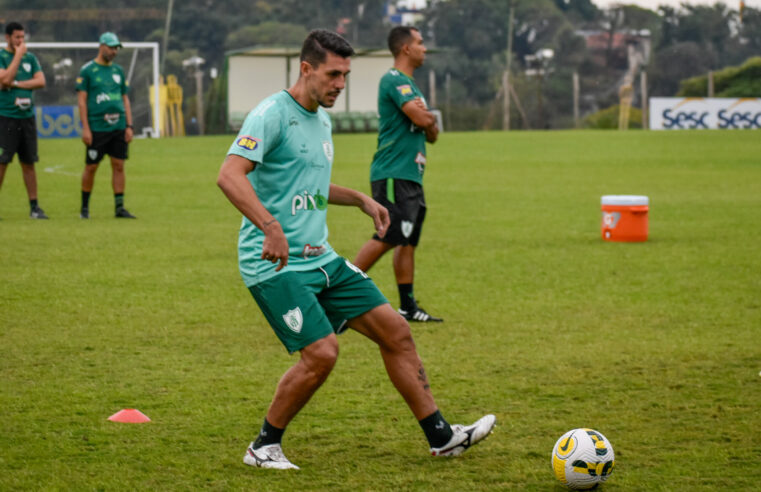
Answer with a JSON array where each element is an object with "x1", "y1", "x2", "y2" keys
[
  {"x1": 678, "y1": 56, "x2": 761, "y2": 97},
  {"x1": 225, "y1": 22, "x2": 308, "y2": 51},
  {"x1": 650, "y1": 41, "x2": 717, "y2": 96},
  {"x1": 553, "y1": 0, "x2": 599, "y2": 22}
]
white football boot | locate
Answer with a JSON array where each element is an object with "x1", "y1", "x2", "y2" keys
[
  {"x1": 430, "y1": 414, "x2": 497, "y2": 457},
  {"x1": 243, "y1": 442, "x2": 300, "y2": 470}
]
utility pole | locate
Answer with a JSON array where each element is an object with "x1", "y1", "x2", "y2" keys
[
  {"x1": 641, "y1": 71, "x2": 649, "y2": 130},
  {"x1": 161, "y1": 0, "x2": 175, "y2": 75},
  {"x1": 502, "y1": 0, "x2": 515, "y2": 131},
  {"x1": 183, "y1": 56, "x2": 205, "y2": 135},
  {"x1": 428, "y1": 70, "x2": 437, "y2": 108},
  {"x1": 573, "y1": 72, "x2": 580, "y2": 128},
  {"x1": 445, "y1": 72, "x2": 451, "y2": 130}
]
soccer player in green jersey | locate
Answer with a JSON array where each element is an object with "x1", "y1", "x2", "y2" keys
[
  {"x1": 217, "y1": 30, "x2": 494, "y2": 470},
  {"x1": 76, "y1": 32, "x2": 136, "y2": 219},
  {"x1": 353, "y1": 26, "x2": 442, "y2": 322},
  {"x1": 0, "y1": 22, "x2": 48, "y2": 219}
]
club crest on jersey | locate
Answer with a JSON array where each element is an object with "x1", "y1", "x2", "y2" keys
[
  {"x1": 22, "y1": 62, "x2": 31, "y2": 72},
  {"x1": 113, "y1": 74, "x2": 121, "y2": 84},
  {"x1": 236, "y1": 135, "x2": 260, "y2": 151},
  {"x1": 322, "y1": 141, "x2": 333, "y2": 163},
  {"x1": 282, "y1": 307, "x2": 303, "y2": 333},
  {"x1": 76, "y1": 77, "x2": 83, "y2": 85},
  {"x1": 396, "y1": 84, "x2": 413, "y2": 96}
]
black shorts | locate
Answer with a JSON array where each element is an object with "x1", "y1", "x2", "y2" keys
[
  {"x1": 371, "y1": 178, "x2": 426, "y2": 247},
  {"x1": 0, "y1": 115, "x2": 38, "y2": 164},
  {"x1": 86, "y1": 130, "x2": 128, "y2": 164}
]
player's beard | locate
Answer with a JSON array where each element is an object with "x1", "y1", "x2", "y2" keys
[
  {"x1": 318, "y1": 90, "x2": 341, "y2": 108},
  {"x1": 103, "y1": 50, "x2": 116, "y2": 63}
]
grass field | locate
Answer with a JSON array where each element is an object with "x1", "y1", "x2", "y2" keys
[{"x1": 1, "y1": 130, "x2": 760, "y2": 490}]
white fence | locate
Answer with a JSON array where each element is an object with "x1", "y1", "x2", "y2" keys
[{"x1": 649, "y1": 97, "x2": 761, "y2": 130}]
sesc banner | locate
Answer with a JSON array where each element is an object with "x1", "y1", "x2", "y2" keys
[
  {"x1": 36, "y1": 105, "x2": 83, "y2": 138},
  {"x1": 649, "y1": 98, "x2": 761, "y2": 130}
]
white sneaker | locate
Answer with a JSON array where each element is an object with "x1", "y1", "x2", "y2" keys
[
  {"x1": 430, "y1": 414, "x2": 496, "y2": 457},
  {"x1": 243, "y1": 443, "x2": 299, "y2": 470}
]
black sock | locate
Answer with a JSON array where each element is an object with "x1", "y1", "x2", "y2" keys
[
  {"x1": 114, "y1": 193, "x2": 124, "y2": 210},
  {"x1": 418, "y1": 409, "x2": 453, "y2": 448},
  {"x1": 29, "y1": 199, "x2": 38, "y2": 210},
  {"x1": 398, "y1": 283, "x2": 416, "y2": 311},
  {"x1": 253, "y1": 418, "x2": 285, "y2": 449},
  {"x1": 82, "y1": 191, "x2": 91, "y2": 209}
]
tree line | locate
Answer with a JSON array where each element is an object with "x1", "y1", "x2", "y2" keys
[{"x1": 2, "y1": 0, "x2": 759, "y2": 131}]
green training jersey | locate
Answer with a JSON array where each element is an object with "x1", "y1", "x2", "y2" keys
[
  {"x1": 0, "y1": 49, "x2": 41, "y2": 119},
  {"x1": 76, "y1": 60, "x2": 129, "y2": 131},
  {"x1": 227, "y1": 90, "x2": 339, "y2": 287},
  {"x1": 370, "y1": 68, "x2": 428, "y2": 185}
]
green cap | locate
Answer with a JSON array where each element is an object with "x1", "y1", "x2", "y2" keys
[{"x1": 99, "y1": 32, "x2": 122, "y2": 48}]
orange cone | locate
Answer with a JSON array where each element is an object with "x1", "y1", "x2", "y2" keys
[{"x1": 108, "y1": 408, "x2": 151, "y2": 423}]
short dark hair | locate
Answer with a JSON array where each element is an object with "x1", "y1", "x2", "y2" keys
[
  {"x1": 300, "y1": 29, "x2": 355, "y2": 68},
  {"x1": 5, "y1": 22, "x2": 24, "y2": 36},
  {"x1": 388, "y1": 26, "x2": 418, "y2": 57}
]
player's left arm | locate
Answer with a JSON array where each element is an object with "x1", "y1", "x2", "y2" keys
[
  {"x1": 15, "y1": 69, "x2": 45, "y2": 90},
  {"x1": 424, "y1": 123, "x2": 439, "y2": 143},
  {"x1": 122, "y1": 94, "x2": 133, "y2": 143},
  {"x1": 328, "y1": 184, "x2": 389, "y2": 238}
]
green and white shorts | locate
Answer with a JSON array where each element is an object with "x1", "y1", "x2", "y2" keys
[{"x1": 248, "y1": 256, "x2": 388, "y2": 353}]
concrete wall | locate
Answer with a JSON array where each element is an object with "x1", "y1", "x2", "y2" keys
[{"x1": 228, "y1": 50, "x2": 393, "y2": 129}]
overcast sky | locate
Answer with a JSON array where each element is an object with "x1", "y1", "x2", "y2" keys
[{"x1": 591, "y1": 0, "x2": 759, "y2": 9}]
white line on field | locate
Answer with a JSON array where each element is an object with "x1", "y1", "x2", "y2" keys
[{"x1": 44, "y1": 165, "x2": 80, "y2": 177}]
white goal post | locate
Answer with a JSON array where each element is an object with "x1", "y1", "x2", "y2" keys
[{"x1": 28, "y1": 42, "x2": 161, "y2": 137}]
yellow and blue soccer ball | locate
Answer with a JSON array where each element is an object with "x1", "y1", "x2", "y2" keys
[{"x1": 551, "y1": 428, "x2": 615, "y2": 489}]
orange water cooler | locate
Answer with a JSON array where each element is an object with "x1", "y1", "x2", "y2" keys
[{"x1": 601, "y1": 195, "x2": 649, "y2": 242}]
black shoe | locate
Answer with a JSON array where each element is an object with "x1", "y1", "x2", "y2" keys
[
  {"x1": 115, "y1": 207, "x2": 136, "y2": 219},
  {"x1": 398, "y1": 306, "x2": 443, "y2": 322},
  {"x1": 80, "y1": 207, "x2": 89, "y2": 219},
  {"x1": 30, "y1": 206, "x2": 49, "y2": 219}
]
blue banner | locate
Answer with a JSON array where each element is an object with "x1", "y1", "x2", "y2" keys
[{"x1": 36, "y1": 105, "x2": 82, "y2": 138}]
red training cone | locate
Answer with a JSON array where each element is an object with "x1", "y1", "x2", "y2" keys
[{"x1": 108, "y1": 408, "x2": 151, "y2": 423}]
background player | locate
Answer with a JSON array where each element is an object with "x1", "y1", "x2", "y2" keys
[
  {"x1": 0, "y1": 22, "x2": 47, "y2": 219},
  {"x1": 216, "y1": 29, "x2": 494, "y2": 470},
  {"x1": 76, "y1": 32, "x2": 135, "y2": 219},
  {"x1": 353, "y1": 26, "x2": 441, "y2": 322}
]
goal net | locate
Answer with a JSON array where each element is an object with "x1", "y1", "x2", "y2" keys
[{"x1": 27, "y1": 42, "x2": 160, "y2": 138}]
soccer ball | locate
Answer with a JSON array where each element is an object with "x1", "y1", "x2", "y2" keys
[{"x1": 551, "y1": 428, "x2": 615, "y2": 489}]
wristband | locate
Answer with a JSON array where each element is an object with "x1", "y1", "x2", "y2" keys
[
  {"x1": 126, "y1": 124, "x2": 133, "y2": 129},
  {"x1": 13, "y1": 80, "x2": 18, "y2": 87}
]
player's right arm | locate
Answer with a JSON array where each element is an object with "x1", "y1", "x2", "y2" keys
[
  {"x1": 217, "y1": 154, "x2": 289, "y2": 271},
  {"x1": 77, "y1": 90, "x2": 92, "y2": 146},
  {"x1": 401, "y1": 98, "x2": 438, "y2": 143},
  {"x1": 0, "y1": 41, "x2": 25, "y2": 87}
]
